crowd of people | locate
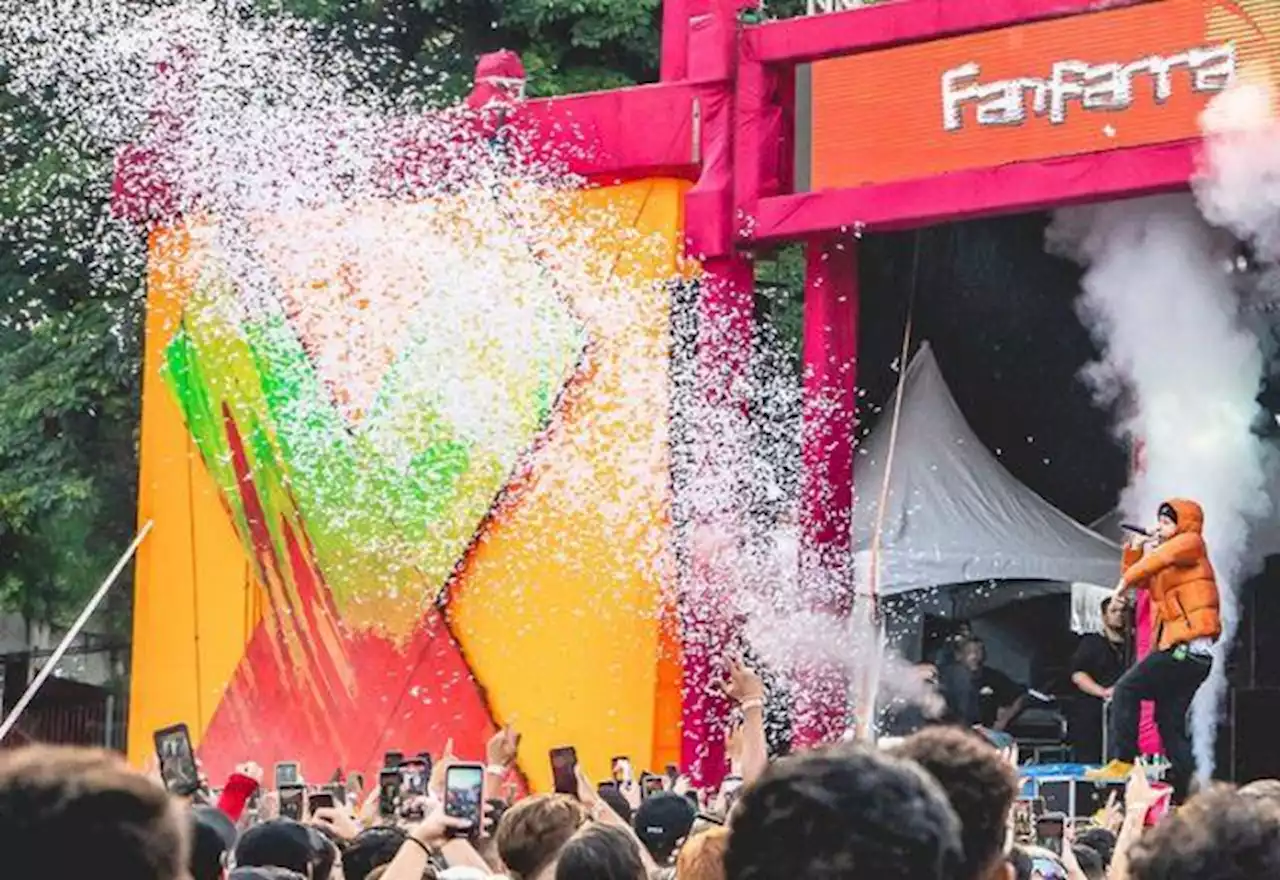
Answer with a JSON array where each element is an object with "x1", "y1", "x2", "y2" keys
[
  {"x1": 4, "y1": 499, "x2": 1273, "y2": 879},
  {"x1": 4, "y1": 651, "x2": 1280, "y2": 880}
]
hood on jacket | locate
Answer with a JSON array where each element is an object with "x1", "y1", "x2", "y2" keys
[
  {"x1": 467, "y1": 50, "x2": 526, "y2": 109},
  {"x1": 1160, "y1": 498, "x2": 1205, "y2": 535}
]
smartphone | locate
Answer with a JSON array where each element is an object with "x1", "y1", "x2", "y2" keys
[
  {"x1": 378, "y1": 769, "x2": 401, "y2": 818},
  {"x1": 665, "y1": 763, "x2": 680, "y2": 784},
  {"x1": 721, "y1": 775, "x2": 744, "y2": 812},
  {"x1": 611, "y1": 756, "x2": 632, "y2": 785},
  {"x1": 444, "y1": 763, "x2": 486, "y2": 837},
  {"x1": 400, "y1": 758, "x2": 428, "y2": 797},
  {"x1": 153, "y1": 723, "x2": 200, "y2": 797},
  {"x1": 383, "y1": 750, "x2": 404, "y2": 769},
  {"x1": 274, "y1": 762, "x2": 301, "y2": 789},
  {"x1": 415, "y1": 752, "x2": 435, "y2": 776},
  {"x1": 279, "y1": 784, "x2": 306, "y2": 821},
  {"x1": 308, "y1": 790, "x2": 335, "y2": 812},
  {"x1": 1035, "y1": 814, "x2": 1066, "y2": 855},
  {"x1": 1012, "y1": 800, "x2": 1035, "y2": 843},
  {"x1": 550, "y1": 746, "x2": 578, "y2": 796},
  {"x1": 642, "y1": 772, "x2": 665, "y2": 798}
]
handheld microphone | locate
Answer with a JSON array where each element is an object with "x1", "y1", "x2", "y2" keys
[{"x1": 1120, "y1": 523, "x2": 1152, "y2": 537}]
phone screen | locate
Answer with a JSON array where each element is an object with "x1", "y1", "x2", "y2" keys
[
  {"x1": 378, "y1": 769, "x2": 401, "y2": 818},
  {"x1": 1035, "y1": 816, "x2": 1065, "y2": 855},
  {"x1": 400, "y1": 759, "x2": 428, "y2": 797},
  {"x1": 153, "y1": 724, "x2": 199, "y2": 796},
  {"x1": 611, "y1": 756, "x2": 632, "y2": 784},
  {"x1": 642, "y1": 773, "x2": 665, "y2": 797},
  {"x1": 279, "y1": 785, "x2": 305, "y2": 821},
  {"x1": 1012, "y1": 800, "x2": 1034, "y2": 843},
  {"x1": 550, "y1": 747, "x2": 578, "y2": 795},
  {"x1": 383, "y1": 751, "x2": 404, "y2": 770},
  {"x1": 444, "y1": 764, "x2": 485, "y2": 836},
  {"x1": 721, "y1": 775, "x2": 743, "y2": 811},
  {"x1": 274, "y1": 762, "x2": 301, "y2": 789},
  {"x1": 308, "y1": 791, "x2": 335, "y2": 812}
]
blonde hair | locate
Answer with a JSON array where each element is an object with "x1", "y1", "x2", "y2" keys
[{"x1": 674, "y1": 827, "x2": 728, "y2": 880}]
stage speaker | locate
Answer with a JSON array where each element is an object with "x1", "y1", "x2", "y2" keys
[{"x1": 1231, "y1": 687, "x2": 1280, "y2": 784}]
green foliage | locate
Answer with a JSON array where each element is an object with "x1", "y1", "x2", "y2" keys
[
  {"x1": 262, "y1": 0, "x2": 660, "y2": 98},
  {"x1": 0, "y1": 67, "x2": 142, "y2": 632}
]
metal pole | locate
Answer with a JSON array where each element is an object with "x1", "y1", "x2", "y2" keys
[{"x1": 0, "y1": 520, "x2": 154, "y2": 744}]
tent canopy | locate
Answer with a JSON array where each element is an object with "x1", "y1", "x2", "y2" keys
[{"x1": 852, "y1": 343, "x2": 1120, "y2": 597}]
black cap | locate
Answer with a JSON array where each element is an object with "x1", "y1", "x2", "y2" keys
[
  {"x1": 191, "y1": 805, "x2": 238, "y2": 880},
  {"x1": 632, "y1": 792, "x2": 696, "y2": 864},
  {"x1": 233, "y1": 819, "x2": 322, "y2": 876},
  {"x1": 1158, "y1": 502, "x2": 1178, "y2": 525}
]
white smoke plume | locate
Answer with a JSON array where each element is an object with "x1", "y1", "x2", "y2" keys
[{"x1": 1048, "y1": 189, "x2": 1273, "y2": 778}]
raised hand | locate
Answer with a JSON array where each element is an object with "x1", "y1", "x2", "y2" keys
[
  {"x1": 719, "y1": 657, "x2": 765, "y2": 705},
  {"x1": 311, "y1": 805, "x2": 361, "y2": 841},
  {"x1": 486, "y1": 724, "x2": 520, "y2": 770}
]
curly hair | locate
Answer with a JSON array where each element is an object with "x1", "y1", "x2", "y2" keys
[
  {"x1": 890, "y1": 726, "x2": 1018, "y2": 880},
  {"x1": 677, "y1": 827, "x2": 728, "y2": 880},
  {"x1": 495, "y1": 793, "x2": 589, "y2": 880},
  {"x1": 1128, "y1": 785, "x2": 1280, "y2": 880},
  {"x1": 724, "y1": 744, "x2": 963, "y2": 880}
]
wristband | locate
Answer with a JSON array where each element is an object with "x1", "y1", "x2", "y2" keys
[
  {"x1": 486, "y1": 764, "x2": 509, "y2": 776},
  {"x1": 740, "y1": 698, "x2": 765, "y2": 712},
  {"x1": 405, "y1": 835, "x2": 434, "y2": 857}
]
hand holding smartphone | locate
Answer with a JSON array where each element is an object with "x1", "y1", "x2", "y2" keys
[
  {"x1": 378, "y1": 769, "x2": 402, "y2": 819},
  {"x1": 444, "y1": 763, "x2": 485, "y2": 837},
  {"x1": 153, "y1": 724, "x2": 200, "y2": 797},
  {"x1": 274, "y1": 762, "x2": 302, "y2": 789},
  {"x1": 307, "y1": 790, "x2": 335, "y2": 813},
  {"x1": 279, "y1": 784, "x2": 306, "y2": 821},
  {"x1": 550, "y1": 746, "x2": 578, "y2": 796}
]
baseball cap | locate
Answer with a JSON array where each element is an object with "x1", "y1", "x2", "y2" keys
[
  {"x1": 191, "y1": 805, "x2": 238, "y2": 880},
  {"x1": 633, "y1": 793, "x2": 696, "y2": 864},
  {"x1": 233, "y1": 819, "x2": 322, "y2": 876}
]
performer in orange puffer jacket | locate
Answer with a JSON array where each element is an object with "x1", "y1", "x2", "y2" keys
[{"x1": 1088, "y1": 499, "x2": 1218, "y2": 802}]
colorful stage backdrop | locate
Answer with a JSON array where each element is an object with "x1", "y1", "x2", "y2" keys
[{"x1": 128, "y1": 178, "x2": 688, "y2": 791}]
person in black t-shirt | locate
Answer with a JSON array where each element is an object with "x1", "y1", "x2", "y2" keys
[
  {"x1": 939, "y1": 637, "x2": 1028, "y2": 730},
  {"x1": 1069, "y1": 597, "x2": 1129, "y2": 763}
]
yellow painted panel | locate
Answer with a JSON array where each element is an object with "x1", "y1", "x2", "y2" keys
[{"x1": 449, "y1": 179, "x2": 686, "y2": 789}]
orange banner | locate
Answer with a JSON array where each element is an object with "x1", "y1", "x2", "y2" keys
[{"x1": 802, "y1": 0, "x2": 1280, "y2": 191}]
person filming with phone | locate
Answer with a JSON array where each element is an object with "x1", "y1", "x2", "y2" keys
[{"x1": 1088, "y1": 499, "x2": 1220, "y2": 803}]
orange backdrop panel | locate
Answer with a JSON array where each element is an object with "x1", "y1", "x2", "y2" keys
[
  {"x1": 128, "y1": 227, "x2": 263, "y2": 765},
  {"x1": 808, "y1": 0, "x2": 1280, "y2": 190}
]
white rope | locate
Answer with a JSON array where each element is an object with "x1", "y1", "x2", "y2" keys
[{"x1": 0, "y1": 520, "x2": 154, "y2": 743}]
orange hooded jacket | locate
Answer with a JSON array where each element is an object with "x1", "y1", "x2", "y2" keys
[{"x1": 1121, "y1": 499, "x2": 1221, "y2": 651}]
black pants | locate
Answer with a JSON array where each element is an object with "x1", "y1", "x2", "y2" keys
[{"x1": 1108, "y1": 647, "x2": 1211, "y2": 800}]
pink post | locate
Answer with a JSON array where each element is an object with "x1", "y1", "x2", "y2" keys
[
  {"x1": 660, "y1": 0, "x2": 689, "y2": 81},
  {"x1": 682, "y1": 253, "x2": 755, "y2": 787},
  {"x1": 793, "y1": 236, "x2": 859, "y2": 749}
]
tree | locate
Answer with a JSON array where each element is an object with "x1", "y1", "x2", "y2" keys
[
  {"x1": 0, "y1": 67, "x2": 142, "y2": 634},
  {"x1": 263, "y1": 0, "x2": 661, "y2": 98}
]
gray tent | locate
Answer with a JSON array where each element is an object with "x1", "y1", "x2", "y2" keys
[{"x1": 852, "y1": 343, "x2": 1120, "y2": 601}]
